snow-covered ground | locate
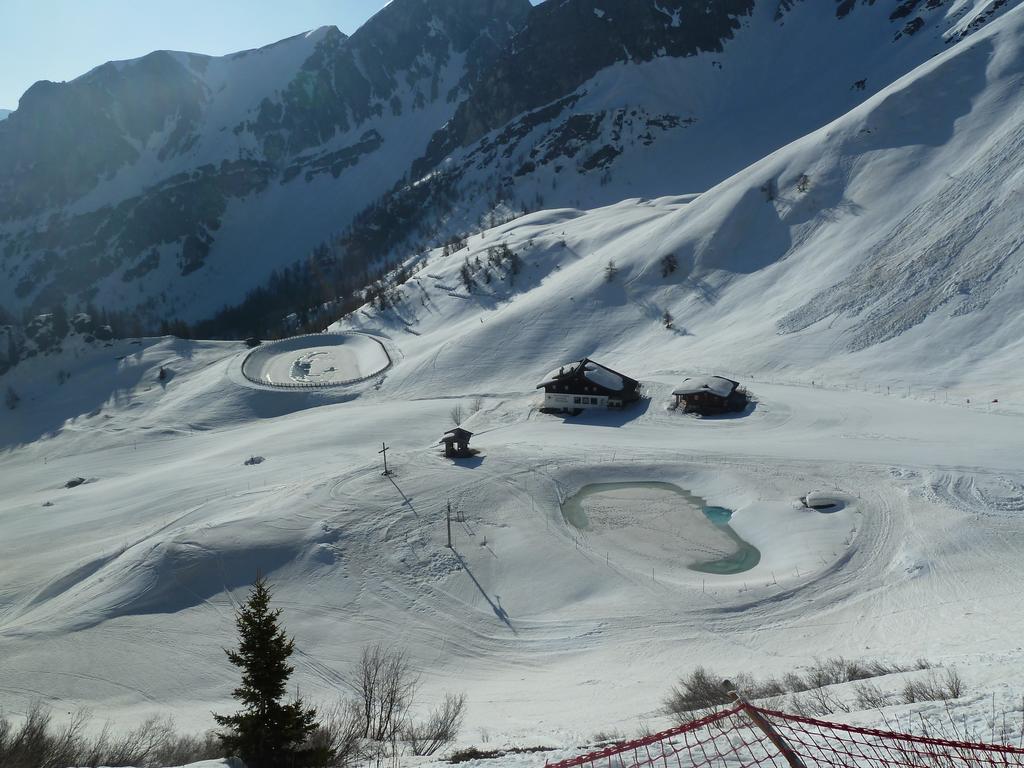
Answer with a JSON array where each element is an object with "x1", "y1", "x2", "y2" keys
[{"x1": 0, "y1": 332, "x2": 1022, "y2": 752}]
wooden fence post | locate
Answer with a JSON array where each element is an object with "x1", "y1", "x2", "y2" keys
[{"x1": 725, "y1": 685, "x2": 807, "y2": 768}]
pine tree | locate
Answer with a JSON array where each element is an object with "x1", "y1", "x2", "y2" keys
[
  {"x1": 214, "y1": 576, "x2": 322, "y2": 768},
  {"x1": 660, "y1": 253, "x2": 678, "y2": 278}
]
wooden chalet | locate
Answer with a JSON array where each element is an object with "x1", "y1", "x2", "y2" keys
[
  {"x1": 441, "y1": 427, "x2": 474, "y2": 458},
  {"x1": 672, "y1": 375, "x2": 747, "y2": 415},
  {"x1": 537, "y1": 358, "x2": 641, "y2": 411}
]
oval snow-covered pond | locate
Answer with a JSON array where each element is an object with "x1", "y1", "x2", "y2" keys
[
  {"x1": 242, "y1": 333, "x2": 391, "y2": 388},
  {"x1": 561, "y1": 482, "x2": 760, "y2": 575}
]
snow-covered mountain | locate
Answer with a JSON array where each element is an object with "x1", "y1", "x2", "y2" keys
[
  {"x1": 0, "y1": 0, "x2": 529, "y2": 322},
  {"x1": 1, "y1": 0, "x2": 1017, "y2": 328},
  {"x1": 0, "y1": 109, "x2": 11, "y2": 121},
  {"x1": 335, "y1": 0, "x2": 1024, "y2": 401}
]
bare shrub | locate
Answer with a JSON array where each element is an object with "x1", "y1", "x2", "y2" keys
[
  {"x1": 306, "y1": 699, "x2": 364, "y2": 767},
  {"x1": 0, "y1": 703, "x2": 223, "y2": 768},
  {"x1": 592, "y1": 729, "x2": 624, "y2": 745},
  {"x1": 354, "y1": 643, "x2": 420, "y2": 743},
  {"x1": 0, "y1": 703, "x2": 76, "y2": 768},
  {"x1": 665, "y1": 658, "x2": 935, "y2": 720},
  {"x1": 944, "y1": 667, "x2": 965, "y2": 699},
  {"x1": 403, "y1": 692, "x2": 466, "y2": 756},
  {"x1": 802, "y1": 685, "x2": 849, "y2": 717},
  {"x1": 450, "y1": 403, "x2": 464, "y2": 426},
  {"x1": 853, "y1": 681, "x2": 894, "y2": 711},
  {"x1": 150, "y1": 730, "x2": 223, "y2": 766},
  {"x1": 902, "y1": 669, "x2": 965, "y2": 704},
  {"x1": 100, "y1": 715, "x2": 175, "y2": 766},
  {"x1": 662, "y1": 667, "x2": 733, "y2": 719}
]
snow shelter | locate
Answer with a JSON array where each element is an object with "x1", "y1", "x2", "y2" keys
[
  {"x1": 537, "y1": 358, "x2": 641, "y2": 411},
  {"x1": 673, "y1": 375, "x2": 747, "y2": 415},
  {"x1": 441, "y1": 427, "x2": 474, "y2": 458}
]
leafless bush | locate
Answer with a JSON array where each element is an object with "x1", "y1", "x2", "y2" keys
[
  {"x1": 306, "y1": 699, "x2": 364, "y2": 767},
  {"x1": 902, "y1": 669, "x2": 965, "y2": 704},
  {"x1": 403, "y1": 692, "x2": 466, "y2": 756},
  {"x1": 0, "y1": 703, "x2": 222, "y2": 768},
  {"x1": 450, "y1": 403, "x2": 464, "y2": 426},
  {"x1": 853, "y1": 681, "x2": 894, "y2": 711},
  {"x1": 788, "y1": 685, "x2": 849, "y2": 717},
  {"x1": 469, "y1": 397, "x2": 484, "y2": 416},
  {"x1": 592, "y1": 729, "x2": 625, "y2": 745},
  {"x1": 662, "y1": 667, "x2": 734, "y2": 718},
  {"x1": 664, "y1": 658, "x2": 936, "y2": 721},
  {"x1": 354, "y1": 643, "x2": 420, "y2": 743},
  {"x1": 150, "y1": 730, "x2": 222, "y2": 766}
]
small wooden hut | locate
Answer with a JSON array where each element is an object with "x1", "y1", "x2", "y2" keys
[
  {"x1": 673, "y1": 375, "x2": 748, "y2": 415},
  {"x1": 441, "y1": 428, "x2": 474, "y2": 458}
]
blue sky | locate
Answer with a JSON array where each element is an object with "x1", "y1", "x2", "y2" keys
[{"x1": 1, "y1": 0, "x2": 489, "y2": 109}]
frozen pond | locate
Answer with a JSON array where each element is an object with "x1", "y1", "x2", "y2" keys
[{"x1": 561, "y1": 482, "x2": 760, "y2": 575}]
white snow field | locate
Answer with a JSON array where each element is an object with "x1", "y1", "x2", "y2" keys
[
  {"x1": 2, "y1": 4, "x2": 1024, "y2": 764},
  {"x1": 241, "y1": 333, "x2": 392, "y2": 388}
]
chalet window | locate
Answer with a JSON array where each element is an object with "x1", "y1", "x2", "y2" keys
[
  {"x1": 590, "y1": 397, "x2": 598, "y2": 404},
  {"x1": 574, "y1": 396, "x2": 582, "y2": 404}
]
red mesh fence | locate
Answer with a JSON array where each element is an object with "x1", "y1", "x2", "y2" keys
[{"x1": 545, "y1": 702, "x2": 1024, "y2": 768}]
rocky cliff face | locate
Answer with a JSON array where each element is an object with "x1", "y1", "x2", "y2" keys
[
  {"x1": 0, "y1": 0, "x2": 1015, "y2": 331},
  {"x1": 414, "y1": 0, "x2": 757, "y2": 177}
]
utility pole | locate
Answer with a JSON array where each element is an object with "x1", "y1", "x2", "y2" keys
[
  {"x1": 446, "y1": 500, "x2": 453, "y2": 549},
  {"x1": 379, "y1": 442, "x2": 392, "y2": 476}
]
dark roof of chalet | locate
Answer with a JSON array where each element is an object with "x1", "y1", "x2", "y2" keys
[
  {"x1": 536, "y1": 358, "x2": 637, "y2": 391},
  {"x1": 672, "y1": 375, "x2": 739, "y2": 398},
  {"x1": 442, "y1": 428, "x2": 474, "y2": 440}
]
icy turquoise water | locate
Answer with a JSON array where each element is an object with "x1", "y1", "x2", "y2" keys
[{"x1": 561, "y1": 481, "x2": 761, "y2": 575}]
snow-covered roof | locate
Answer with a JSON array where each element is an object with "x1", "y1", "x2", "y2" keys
[
  {"x1": 537, "y1": 359, "x2": 632, "y2": 391},
  {"x1": 583, "y1": 361, "x2": 624, "y2": 391},
  {"x1": 538, "y1": 361, "x2": 583, "y2": 387},
  {"x1": 673, "y1": 375, "x2": 738, "y2": 398}
]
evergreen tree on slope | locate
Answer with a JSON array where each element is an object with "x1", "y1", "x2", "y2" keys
[{"x1": 214, "y1": 575, "x2": 322, "y2": 767}]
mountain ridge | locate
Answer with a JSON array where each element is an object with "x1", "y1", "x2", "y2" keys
[{"x1": 0, "y1": 0, "x2": 1018, "y2": 331}]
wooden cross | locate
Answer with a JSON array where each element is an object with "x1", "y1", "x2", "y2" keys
[{"x1": 379, "y1": 442, "x2": 392, "y2": 476}]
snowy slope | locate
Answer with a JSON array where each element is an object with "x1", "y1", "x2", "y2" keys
[
  {"x1": 339, "y1": 1, "x2": 1024, "y2": 403},
  {"x1": 339, "y1": 0, "x2": 1024, "y2": 281},
  {"x1": 0, "y1": 109, "x2": 10, "y2": 121}
]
